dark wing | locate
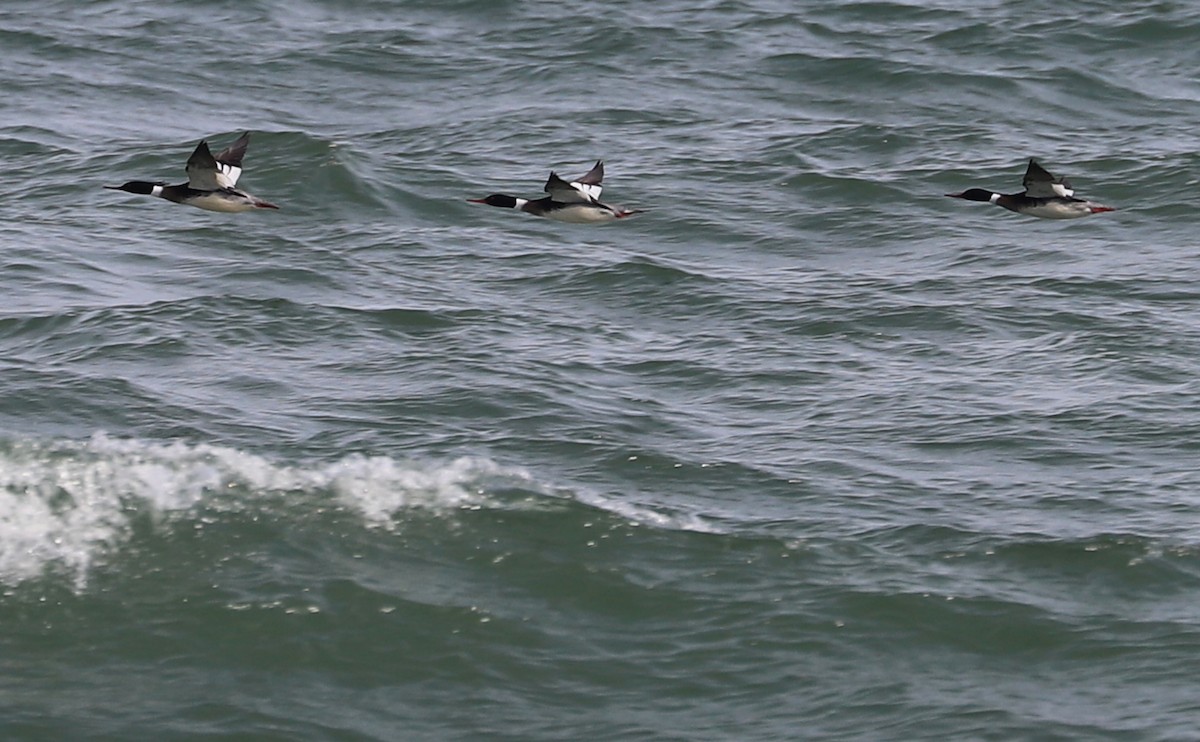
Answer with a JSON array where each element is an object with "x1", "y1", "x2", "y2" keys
[
  {"x1": 544, "y1": 161, "x2": 604, "y2": 202},
  {"x1": 544, "y1": 171, "x2": 597, "y2": 203},
  {"x1": 575, "y1": 160, "x2": 604, "y2": 186},
  {"x1": 1022, "y1": 159, "x2": 1074, "y2": 198},
  {"x1": 210, "y1": 132, "x2": 250, "y2": 188},
  {"x1": 185, "y1": 139, "x2": 222, "y2": 191}
]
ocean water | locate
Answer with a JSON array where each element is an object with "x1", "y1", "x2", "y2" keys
[{"x1": 2, "y1": 0, "x2": 1200, "y2": 738}]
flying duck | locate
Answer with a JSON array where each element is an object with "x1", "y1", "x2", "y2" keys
[
  {"x1": 105, "y1": 132, "x2": 279, "y2": 212},
  {"x1": 945, "y1": 159, "x2": 1113, "y2": 219},
  {"x1": 469, "y1": 161, "x2": 640, "y2": 223}
]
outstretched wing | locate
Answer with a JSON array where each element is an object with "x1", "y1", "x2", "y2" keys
[
  {"x1": 576, "y1": 159, "x2": 604, "y2": 187},
  {"x1": 210, "y1": 131, "x2": 250, "y2": 188},
  {"x1": 1023, "y1": 159, "x2": 1074, "y2": 198},
  {"x1": 187, "y1": 132, "x2": 250, "y2": 190},
  {"x1": 185, "y1": 139, "x2": 222, "y2": 191},
  {"x1": 544, "y1": 160, "x2": 604, "y2": 202}
]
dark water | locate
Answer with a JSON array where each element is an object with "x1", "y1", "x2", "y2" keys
[{"x1": 2, "y1": 1, "x2": 1200, "y2": 739}]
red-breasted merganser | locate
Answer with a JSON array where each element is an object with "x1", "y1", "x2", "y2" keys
[
  {"x1": 945, "y1": 159, "x2": 1114, "y2": 219},
  {"x1": 468, "y1": 161, "x2": 641, "y2": 223},
  {"x1": 105, "y1": 132, "x2": 279, "y2": 212}
]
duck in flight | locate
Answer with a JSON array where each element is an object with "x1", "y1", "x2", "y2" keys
[
  {"x1": 945, "y1": 159, "x2": 1114, "y2": 219},
  {"x1": 105, "y1": 132, "x2": 279, "y2": 212},
  {"x1": 469, "y1": 160, "x2": 641, "y2": 223}
]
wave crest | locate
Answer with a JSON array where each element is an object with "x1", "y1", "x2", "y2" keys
[{"x1": 0, "y1": 433, "x2": 533, "y2": 588}]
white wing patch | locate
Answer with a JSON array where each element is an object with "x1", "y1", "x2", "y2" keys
[
  {"x1": 1023, "y1": 179, "x2": 1073, "y2": 199},
  {"x1": 1022, "y1": 160, "x2": 1076, "y2": 199},
  {"x1": 214, "y1": 161, "x2": 242, "y2": 189},
  {"x1": 186, "y1": 133, "x2": 250, "y2": 191},
  {"x1": 547, "y1": 180, "x2": 601, "y2": 202},
  {"x1": 572, "y1": 181, "x2": 602, "y2": 201},
  {"x1": 545, "y1": 174, "x2": 600, "y2": 203},
  {"x1": 544, "y1": 162, "x2": 604, "y2": 203},
  {"x1": 1049, "y1": 181, "x2": 1073, "y2": 198}
]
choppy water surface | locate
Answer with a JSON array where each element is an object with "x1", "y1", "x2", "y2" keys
[{"x1": 2, "y1": 1, "x2": 1200, "y2": 738}]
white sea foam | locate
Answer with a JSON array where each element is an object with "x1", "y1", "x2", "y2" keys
[
  {"x1": 0, "y1": 433, "x2": 721, "y2": 589},
  {"x1": 0, "y1": 433, "x2": 535, "y2": 588},
  {"x1": 0, "y1": 434, "x2": 219, "y2": 589},
  {"x1": 572, "y1": 489, "x2": 724, "y2": 535}
]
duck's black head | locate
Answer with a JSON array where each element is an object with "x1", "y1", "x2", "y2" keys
[
  {"x1": 467, "y1": 194, "x2": 518, "y2": 208},
  {"x1": 105, "y1": 180, "x2": 162, "y2": 195},
  {"x1": 945, "y1": 188, "x2": 995, "y2": 203}
]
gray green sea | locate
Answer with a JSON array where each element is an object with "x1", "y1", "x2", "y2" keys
[{"x1": 2, "y1": 1, "x2": 1200, "y2": 739}]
